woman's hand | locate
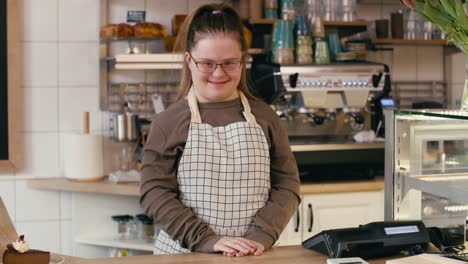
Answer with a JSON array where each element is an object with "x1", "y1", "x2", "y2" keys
[{"x1": 213, "y1": 237, "x2": 265, "y2": 257}]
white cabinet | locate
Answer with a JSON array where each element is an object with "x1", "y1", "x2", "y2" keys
[{"x1": 276, "y1": 190, "x2": 384, "y2": 246}]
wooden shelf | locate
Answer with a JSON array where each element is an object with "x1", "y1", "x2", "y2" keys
[
  {"x1": 323, "y1": 21, "x2": 369, "y2": 27},
  {"x1": 27, "y1": 177, "x2": 140, "y2": 196},
  {"x1": 290, "y1": 142, "x2": 384, "y2": 152},
  {"x1": 373, "y1": 38, "x2": 448, "y2": 45},
  {"x1": 28, "y1": 176, "x2": 383, "y2": 196},
  {"x1": 301, "y1": 177, "x2": 384, "y2": 194},
  {"x1": 249, "y1": 19, "x2": 368, "y2": 27}
]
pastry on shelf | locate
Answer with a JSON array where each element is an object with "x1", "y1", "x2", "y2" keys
[
  {"x1": 117, "y1": 23, "x2": 134, "y2": 38},
  {"x1": 100, "y1": 23, "x2": 134, "y2": 39},
  {"x1": 100, "y1": 23, "x2": 118, "y2": 39},
  {"x1": 133, "y1": 22, "x2": 167, "y2": 38},
  {"x1": 2, "y1": 235, "x2": 50, "y2": 264}
]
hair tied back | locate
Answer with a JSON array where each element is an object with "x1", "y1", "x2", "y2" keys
[{"x1": 212, "y1": 10, "x2": 222, "y2": 15}]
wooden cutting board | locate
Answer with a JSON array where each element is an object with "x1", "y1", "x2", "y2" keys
[{"x1": 0, "y1": 197, "x2": 18, "y2": 257}]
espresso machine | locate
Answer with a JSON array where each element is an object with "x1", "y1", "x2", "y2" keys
[
  {"x1": 249, "y1": 62, "x2": 390, "y2": 139},
  {"x1": 248, "y1": 62, "x2": 391, "y2": 181}
]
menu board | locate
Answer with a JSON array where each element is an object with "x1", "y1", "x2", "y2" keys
[{"x1": 0, "y1": 0, "x2": 8, "y2": 161}]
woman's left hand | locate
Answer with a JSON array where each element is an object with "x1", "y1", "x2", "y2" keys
[{"x1": 222, "y1": 239, "x2": 265, "y2": 257}]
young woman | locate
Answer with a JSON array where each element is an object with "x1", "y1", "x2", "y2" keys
[{"x1": 140, "y1": 3, "x2": 300, "y2": 257}]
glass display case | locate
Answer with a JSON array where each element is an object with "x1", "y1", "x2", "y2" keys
[{"x1": 384, "y1": 109, "x2": 468, "y2": 232}]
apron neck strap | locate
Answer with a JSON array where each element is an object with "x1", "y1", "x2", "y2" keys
[
  {"x1": 239, "y1": 92, "x2": 257, "y2": 124},
  {"x1": 187, "y1": 88, "x2": 257, "y2": 124},
  {"x1": 187, "y1": 88, "x2": 202, "y2": 123}
]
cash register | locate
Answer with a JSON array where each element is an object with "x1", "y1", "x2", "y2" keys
[{"x1": 302, "y1": 221, "x2": 430, "y2": 259}]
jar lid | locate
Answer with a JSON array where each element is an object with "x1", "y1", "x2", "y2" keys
[{"x1": 111, "y1": 214, "x2": 134, "y2": 222}]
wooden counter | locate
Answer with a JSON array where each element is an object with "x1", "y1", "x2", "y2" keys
[
  {"x1": 27, "y1": 177, "x2": 384, "y2": 196},
  {"x1": 55, "y1": 246, "x2": 389, "y2": 264}
]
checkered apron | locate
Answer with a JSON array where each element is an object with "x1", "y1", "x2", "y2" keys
[{"x1": 153, "y1": 89, "x2": 271, "y2": 254}]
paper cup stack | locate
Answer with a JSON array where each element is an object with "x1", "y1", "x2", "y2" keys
[{"x1": 63, "y1": 112, "x2": 104, "y2": 181}]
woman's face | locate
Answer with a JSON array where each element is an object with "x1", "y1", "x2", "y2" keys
[{"x1": 185, "y1": 33, "x2": 243, "y2": 103}]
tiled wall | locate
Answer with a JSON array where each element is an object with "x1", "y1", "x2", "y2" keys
[{"x1": 0, "y1": 0, "x2": 465, "y2": 256}]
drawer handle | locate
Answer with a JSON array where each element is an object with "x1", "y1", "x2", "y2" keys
[
  {"x1": 294, "y1": 208, "x2": 300, "y2": 232},
  {"x1": 308, "y1": 203, "x2": 314, "y2": 232}
]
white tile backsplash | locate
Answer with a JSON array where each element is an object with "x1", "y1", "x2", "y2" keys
[
  {"x1": 60, "y1": 192, "x2": 72, "y2": 220},
  {"x1": 22, "y1": 43, "x2": 58, "y2": 87},
  {"x1": 59, "y1": 43, "x2": 99, "y2": 87},
  {"x1": 16, "y1": 133, "x2": 61, "y2": 178},
  {"x1": 15, "y1": 221, "x2": 61, "y2": 253},
  {"x1": 15, "y1": 180, "x2": 60, "y2": 221},
  {"x1": 448, "y1": 52, "x2": 466, "y2": 84},
  {"x1": 60, "y1": 220, "x2": 73, "y2": 255},
  {"x1": 416, "y1": 46, "x2": 444, "y2": 81},
  {"x1": 146, "y1": 0, "x2": 187, "y2": 35},
  {"x1": 58, "y1": 0, "x2": 100, "y2": 41},
  {"x1": 0, "y1": 180, "x2": 16, "y2": 222},
  {"x1": 392, "y1": 46, "x2": 418, "y2": 81},
  {"x1": 22, "y1": 88, "x2": 58, "y2": 132},
  {"x1": 22, "y1": 0, "x2": 58, "y2": 41},
  {"x1": 58, "y1": 88, "x2": 102, "y2": 132}
]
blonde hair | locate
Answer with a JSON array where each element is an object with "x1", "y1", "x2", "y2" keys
[{"x1": 174, "y1": 3, "x2": 255, "y2": 101}]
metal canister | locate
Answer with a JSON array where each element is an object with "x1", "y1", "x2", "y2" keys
[
  {"x1": 112, "y1": 111, "x2": 139, "y2": 142},
  {"x1": 125, "y1": 112, "x2": 138, "y2": 141}
]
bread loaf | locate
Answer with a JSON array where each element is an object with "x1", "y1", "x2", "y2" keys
[
  {"x1": 100, "y1": 23, "x2": 134, "y2": 38},
  {"x1": 117, "y1": 23, "x2": 134, "y2": 38},
  {"x1": 100, "y1": 24, "x2": 118, "y2": 39},
  {"x1": 133, "y1": 22, "x2": 167, "y2": 38}
]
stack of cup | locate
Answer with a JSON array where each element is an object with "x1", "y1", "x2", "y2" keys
[
  {"x1": 264, "y1": 0, "x2": 278, "y2": 19},
  {"x1": 294, "y1": 15, "x2": 313, "y2": 64},
  {"x1": 272, "y1": 20, "x2": 294, "y2": 64},
  {"x1": 327, "y1": 33, "x2": 342, "y2": 62}
]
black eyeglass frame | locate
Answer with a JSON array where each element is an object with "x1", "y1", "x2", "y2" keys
[{"x1": 188, "y1": 53, "x2": 243, "y2": 73}]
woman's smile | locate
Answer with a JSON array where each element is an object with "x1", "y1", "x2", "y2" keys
[{"x1": 208, "y1": 79, "x2": 230, "y2": 88}]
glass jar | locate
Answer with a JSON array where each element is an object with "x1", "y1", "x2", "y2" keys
[
  {"x1": 111, "y1": 215, "x2": 137, "y2": 240},
  {"x1": 136, "y1": 214, "x2": 155, "y2": 242}
]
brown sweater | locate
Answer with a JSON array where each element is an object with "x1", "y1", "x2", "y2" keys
[{"x1": 140, "y1": 96, "x2": 301, "y2": 253}]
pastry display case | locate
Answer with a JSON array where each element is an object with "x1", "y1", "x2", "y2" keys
[{"x1": 384, "y1": 109, "x2": 468, "y2": 231}]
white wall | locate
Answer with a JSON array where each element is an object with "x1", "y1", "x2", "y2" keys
[{"x1": 0, "y1": 0, "x2": 465, "y2": 257}]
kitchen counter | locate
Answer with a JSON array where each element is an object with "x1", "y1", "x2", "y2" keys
[
  {"x1": 55, "y1": 246, "x2": 390, "y2": 264},
  {"x1": 27, "y1": 177, "x2": 384, "y2": 196}
]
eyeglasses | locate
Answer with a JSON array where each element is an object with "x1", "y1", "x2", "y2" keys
[{"x1": 188, "y1": 53, "x2": 243, "y2": 73}]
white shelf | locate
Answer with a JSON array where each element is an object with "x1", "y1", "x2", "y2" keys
[
  {"x1": 75, "y1": 234, "x2": 153, "y2": 252},
  {"x1": 402, "y1": 175, "x2": 468, "y2": 205},
  {"x1": 115, "y1": 53, "x2": 183, "y2": 63},
  {"x1": 115, "y1": 62, "x2": 182, "y2": 70},
  {"x1": 111, "y1": 53, "x2": 251, "y2": 70},
  {"x1": 114, "y1": 53, "x2": 183, "y2": 70}
]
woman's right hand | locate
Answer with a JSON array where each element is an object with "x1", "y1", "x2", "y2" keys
[{"x1": 213, "y1": 237, "x2": 258, "y2": 257}]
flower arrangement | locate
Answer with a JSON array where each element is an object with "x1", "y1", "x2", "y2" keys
[
  {"x1": 400, "y1": 0, "x2": 468, "y2": 110},
  {"x1": 400, "y1": 0, "x2": 467, "y2": 50}
]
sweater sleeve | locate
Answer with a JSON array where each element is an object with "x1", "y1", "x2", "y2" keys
[
  {"x1": 139, "y1": 121, "x2": 222, "y2": 252},
  {"x1": 242, "y1": 115, "x2": 301, "y2": 249}
]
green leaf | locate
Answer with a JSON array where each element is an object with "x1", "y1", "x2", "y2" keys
[
  {"x1": 454, "y1": 0, "x2": 468, "y2": 32},
  {"x1": 422, "y1": 2, "x2": 451, "y2": 27},
  {"x1": 439, "y1": 0, "x2": 458, "y2": 19}
]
